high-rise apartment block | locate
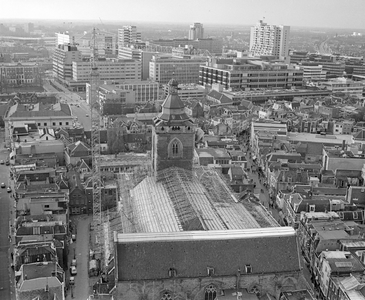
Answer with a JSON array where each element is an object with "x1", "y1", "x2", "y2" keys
[
  {"x1": 149, "y1": 55, "x2": 206, "y2": 84},
  {"x1": 118, "y1": 26, "x2": 141, "y2": 48},
  {"x1": 249, "y1": 20, "x2": 290, "y2": 60},
  {"x1": 188, "y1": 23, "x2": 204, "y2": 40}
]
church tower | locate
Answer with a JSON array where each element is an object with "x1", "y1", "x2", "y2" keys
[{"x1": 152, "y1": 79, "x2": 196, "y2": 176}]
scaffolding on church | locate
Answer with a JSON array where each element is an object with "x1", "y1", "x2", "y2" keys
[{"x1": 116, "y1": 164, "x2": 152, "y2": 233}]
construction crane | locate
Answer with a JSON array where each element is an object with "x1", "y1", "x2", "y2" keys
[{"x1": 90, "y1": 27, "x2": 103, "y2": 257}]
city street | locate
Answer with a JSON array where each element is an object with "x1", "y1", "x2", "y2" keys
[
  {"x1": 67, "y1": 215, "x2": 92, "y2": 300},
  {"x1": 0, "y1": 130, "x2": 13, "y2": 300}
]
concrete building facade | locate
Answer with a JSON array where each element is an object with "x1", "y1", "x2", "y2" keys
[
  {"x1": 118, "y1": 47, "x2": 159, "y2": 80},
  {"x1": 152, "y1": 38, "x2": 223, "y2": 55},
  {"x1": 149, "y1": 55, "x2": 206, "y2": 84},
  {"x1": 200, "y1": 58, "x2": 303, "y2": 91},
  {"x1": 52, "y1": 44, "x2": 82, "y2": 82},
  {"x1": 72, "y1": 58, "x2": 141, "y2": 84}
]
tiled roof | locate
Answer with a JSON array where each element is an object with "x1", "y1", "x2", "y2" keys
[
  {"x1": 207, "y1": 90, "x2": 232, "y2": 104},
  {"x1": 7, "y1": 103, "x2": 71, "y2": 118},
  {"x1": 67, "y1": 140, "x2": 90, "y2": 154},
  {"x1": 116, "y1": 228, "x2": 300, "y2": 281},
  {"x1": 67, "y1": 170, "x2": 83, "y2": 192}
]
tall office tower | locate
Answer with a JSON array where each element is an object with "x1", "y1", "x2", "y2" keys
[
  {"x1": 118, "y1": 26, "x2": 141, "y2": 48},
  {"x1": 188, "y1": 23, "x2": 204, "y2": 40},
  {"x1": 53, "y1": 44, "x2": 82, "y2": 82},
  {"x1": 249, "y1": 19, "x2": 290, "y2": 60}
]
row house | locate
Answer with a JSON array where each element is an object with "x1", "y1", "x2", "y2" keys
[
  {"x1": 64, "y1": 140, "x2": 91, "y2": 166},
  {"x1": 16, "y1": 262, "x2": 65, "y2": 300},
  {"x1": 283, "y1": 192, "x2": 362, "y2": 229},
  {"x1": 267, "y1": 162, "x2": 321, "y2": 194},
  {"x1": 317, "y1": 251, "x2": 365, "y2": 299},
  {"x1": 329, "y1": 274, "x2": 365, "y2": 300},
  {"x1": 13, "y1": 241, "x2": 60, "y2": 271},
  {"x1": 297, "y1": 213, "x2": 365, "y2": 288}
]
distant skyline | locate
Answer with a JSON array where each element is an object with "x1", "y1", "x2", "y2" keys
[{"x1": 2, "y1": 0, "x2": 365, "y2": 30}]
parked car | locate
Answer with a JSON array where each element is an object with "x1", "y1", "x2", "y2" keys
[
  {"x1": 71, "y1": 234, "x2": 76, "y2": 241},
  {"x1": 5, "y1": 160, "x2": 10, "y2": 166},
  {"x1": 69, "y1": 276, "x2": 75, "y2": 285},
  {"x1": 70, "y1": 266, "x2": 77, "y2": 275},
  {"x1": 7, "y1": 187, "x2": 11, "y2": 193},
  {"x1": 71, "y1": 258, "x2": 77, "y2": 267},
  {"x1": 1, "y1": 183, "x2": 5, "y2": 188},
  {"x1": 0, "y1": 160, "x2": 4, "y2": 164}
]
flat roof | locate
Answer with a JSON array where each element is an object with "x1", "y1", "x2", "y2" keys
[{"x1": 287, "y1": 132, "x2": 353, "y2": 144}]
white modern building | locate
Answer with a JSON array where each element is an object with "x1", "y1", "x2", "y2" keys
[
  {"x1": 319, "y1": 77, "x2": 364, "y2": 97},
  {"x1": 118, "y1": 47, "x2": 158, "y2": 80},
  {"x1": 118, "y1": 26, "x2": 141, "y2": 48},
  {"x1": 55, "y1": 32, "x2": 76, "y2": 46},
  {"x1": 52, "y1": 44, "x2": 82, "y2": 82},
  {"x1": 112, "y1": 80, "x2": 159, "y2": 103},
  {"x1": 297, "y1": 63, "x2": 327, "y2": 81},
  {"x1": 72, "y1": 59, "x2": 141, "y2": 84},
  {"x1": 249, "y1": 19, "x2": 290, "y2": 60},
  {"x1": 162, "y1": 83, "x2": 205, "y2": 100},
  {"x1": 188, "y1": 23, "x2": 204, "y2": 40},
  {"x1": 149, "y1": 55, "x2": 206, "y2": 84}
]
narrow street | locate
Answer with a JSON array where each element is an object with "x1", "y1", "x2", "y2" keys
[
  {"x1": 67, "y1": 215, "x2": 92, "y2": 300},
  {"x1": 239, "y1": 135, "x2": 281, "y2": 223},
  {"x1": 0, "y1": 130, "x2": 14, "y2": 300}
]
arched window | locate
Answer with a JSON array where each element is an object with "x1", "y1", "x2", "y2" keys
[
  {"x1": 205, "y1": 284, "x2": 217, "y2": 300},
  {"x1": 168, "y1": 138, "x2": 183, "y2": 158},
  {"x1": 172, "y1": 142, "x2": 179, "y2": 155},
  {"x1": 161, "y1": 291, "x2": 173, "y2": 300}
]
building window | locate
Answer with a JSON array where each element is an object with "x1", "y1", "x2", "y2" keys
[
  {"x1": 53, "y1": 122, "x2": 56, "y2": 126},
  {"x1": 205, "y1": 285, "x2": 217, "y2": 300},
  {"x1": 44, "y1": 123, "x2": 47, "y2": 126},
  {"x1": 59, "y1": 122, "x2": 63, "y2": 126},
  {"x1": 309, "y1": 205, "x2": 315, "y2": 212},
  {"x1": 161, "y1": 291, "x2": 172, "y2": 300},
  {"x1": 66, "y1": 122, "x2": 69, "y2": 125},
  {"x1": 168, "y1": 138, "x2": 183, "y2": 158},
  {"x1": 245, "y1": 264, "x2": 252, "y2": 274}
]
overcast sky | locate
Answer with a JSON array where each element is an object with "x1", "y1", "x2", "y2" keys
[{"x1": 2, "y1": 0, "x2": 365, "y2": 29}]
